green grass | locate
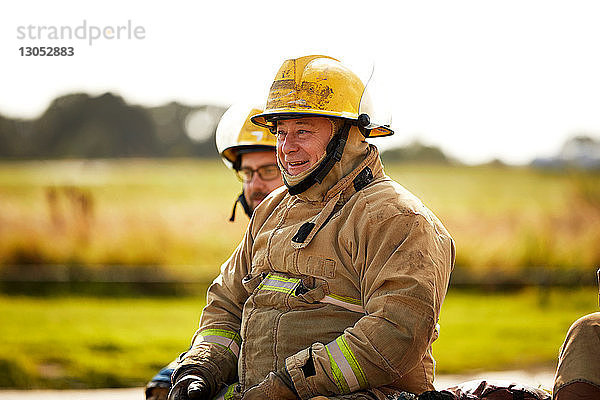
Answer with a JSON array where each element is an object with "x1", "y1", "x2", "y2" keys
[
  {"x1": 1, "y1": 288, "x2": 597, "y2": 388},
  {"x1": 434, "y1": 287, "x2": 598, "y2": 374},
  {"x1": 1, "y1": 159, "x2": 599, "y2": 388},
  {"x1": 0, "y1": 294, "x2": 204, "y2": 388}
]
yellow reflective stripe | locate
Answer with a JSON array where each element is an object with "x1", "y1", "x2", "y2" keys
[
  {"x1": 322, "y1": 294, "x2": 364, "y2": 313},
  {"x1": 197, "y1": 329, "x2": 241, "y2": 358},
  {"x1": 327, "y1": 293, "x2": 361, "y2": 305},
  {"x1": 213, "y1": 383, "x2": 237, "y2": 400},
  {"x1": 258, "y1": 273, "x2": 300, "y2": 294},
  {"x1": 223, "y1": 384, "x2": 237, "y2": 400},
  {"x1": 326, "y1": 336, "x2": 368, "y2": 393},
  {"x1": 199, "y1": 329, "x2": 241, "y2": 345},
  {"x1": 265, "y1": 275, "x2": 298, "y2": 283},
  {"x1": 337, "y1": 336, "x2": 368, "y2": 389},
  {"x1": 326, "y1": 343, "x2": 350, "y2": 393}
]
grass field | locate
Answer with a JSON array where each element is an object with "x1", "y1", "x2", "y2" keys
[
  {"x1": 1, "y1": 158, "x2": 599, "y2": 389},
  {"x1": 0, "y1": 294, "x2": 203, "y2": 388},
  {"x1": 0, "y1": 288, "x2": 597, "y2": 389},
  {"x1": 0, "y1": 159, "x2": 599, "y2": 282},
  {"x1": 0, "y1": 159, "x2": 247, "y2": 277},
  {"x1": 433, "y1": 287, "x2": 598, "y2": 374}
]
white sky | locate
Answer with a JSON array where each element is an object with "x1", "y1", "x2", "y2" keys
[{"x1": 2, "y1": 0, "x2": 600, "y2": 164}]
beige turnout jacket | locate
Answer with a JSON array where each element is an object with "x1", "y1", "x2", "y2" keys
[
  {"x1": 553, "y1": 312, "x2": 600, "y2": 396},
  {"x1": 178, "y1": 143, "x2": 455, "y2": 398}
]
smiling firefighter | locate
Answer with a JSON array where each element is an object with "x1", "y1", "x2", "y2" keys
[{"x1": 168, "y1": 55, "x2": 455, "y2": 400}]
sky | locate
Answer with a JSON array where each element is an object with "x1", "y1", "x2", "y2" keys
[{"x1": 2, "y1": 0, "x2": 600, "y2": 164}]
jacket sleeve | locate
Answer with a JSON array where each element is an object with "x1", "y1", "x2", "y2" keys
[
  {"x1": 286, "y1": 210, "x2": 455, "y2": 398},
  {"x1": 173, "y1": 224, "x2": 255, "y2": 387}
]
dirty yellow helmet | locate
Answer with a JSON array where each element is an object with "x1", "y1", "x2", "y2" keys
[
  {"x1": 216, "y1": 104, "x2": 276, "y2": 170},
  {"x1": 251, "y1": 55, "x2": 393, "y2": 138}
]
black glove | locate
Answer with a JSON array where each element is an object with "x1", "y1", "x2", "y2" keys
[
  {"x1": 168, "y1": 373, "x2": 212, "y2": 400},
  {"x1": 242, "y1": 368, "x2": 299, "y2": 400},
  {"x1": 417, "y1": 390, "x2": 455, "y2": 400}
]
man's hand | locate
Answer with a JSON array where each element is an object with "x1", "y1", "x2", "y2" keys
[
  {"x1": 242, "y1": 369, "x2": 299, "y2": 400},
  {"x1": 168, "y1": 374, "x2": 212, "y2": 400}
]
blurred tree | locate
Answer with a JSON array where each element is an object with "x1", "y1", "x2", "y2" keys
[
  {"x1": 0, "y1": 92, "x2": 226, "y2": 159},
  {"x1": 381, "y1": 140, "x2": 451, "y2": 164},
  {"x1": 531, "y1": 134, "x2": 600, "y2": 170},
  {"x1": 0, "y1": 114, "x2": 33, "y2": 158}
]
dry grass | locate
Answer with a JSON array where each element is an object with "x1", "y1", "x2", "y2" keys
[{"x1": 0, "y1": 160, "x2": 599, "y2": 284}]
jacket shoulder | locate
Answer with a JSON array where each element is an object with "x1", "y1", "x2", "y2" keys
[
  {"x1": 355, "y1": 177, "x2": 448, "y2": 234},
  {"x1": 358, "y1": 177, "x2": 427, "y2": 216}
]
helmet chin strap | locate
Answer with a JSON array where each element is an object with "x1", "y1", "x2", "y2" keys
[
  {"x1": 229, "y1": 191, "x2": 253, "y2": 221},
  {"x1": 283, "y1": 120, "x2": 351, "y2": 196}
]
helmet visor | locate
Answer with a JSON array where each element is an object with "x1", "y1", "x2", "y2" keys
[
  {"x1": 216, "y1": 104, "x2": 275, "y2": 167},
  {"x1": 358, "y1": 64, "x2": 393, "y2": 137}
]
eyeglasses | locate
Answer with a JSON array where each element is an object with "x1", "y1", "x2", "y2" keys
[{"x1": 236, "y1": 164, "x2": 280, "y2": 183}]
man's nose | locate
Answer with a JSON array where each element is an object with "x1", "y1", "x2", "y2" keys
[{"x1": 280, "y1": 134, "x2": 298, "y2": 154}]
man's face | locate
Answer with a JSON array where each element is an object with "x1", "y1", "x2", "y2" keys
[
  {"x1": 276, "y1": 117, "x2": 332, "y2": 176},
  {"x1": 240, "y1": 151, "x2": 282, "y2": 212}
]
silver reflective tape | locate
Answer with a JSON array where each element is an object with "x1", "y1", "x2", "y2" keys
[
  {"x1": 322, "y1": 295, "x2": 365, "y2": 313},
  {"x1": 261, "y1": 277, "x2": 298, "y2": 291},
  {"x1": 327, "y1": 339, "x2": 360, "y2": 392},
  {"x1": 198, "y1": 335, "x2": 240, "y2": 358}
]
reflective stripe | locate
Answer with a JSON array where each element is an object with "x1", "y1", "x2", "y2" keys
[
  {"x1": 258, "y1": 274, "x2": 300, "y2": 294},
  {"x1": 199, "y1": 335, "x2": 240, "y2": 358},
  {"x1": 326, "y1": 341, "x2": 350, "y2": 393},
  {"x1": 197, "y1": 329, "x2": 241, "y2": 358},
  {"x1": 326, "y1": 336, "x2": 367, "y2": 393},
  {"x1": 213, "y1": 383, "x2": 237, "y2": 400},
  {"x1": 322, "y1": 294, "x2": 364, "y2": 313}
]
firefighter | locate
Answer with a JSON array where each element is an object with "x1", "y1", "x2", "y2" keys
[
  {"x1": 216, "y1": 105, "x2": 284, "y2": 221},
  {"x1": 145, "y1": 105, "x2": 282, "y2": 400},
  {"x1": 169, "y1": 55, "x2": 455, "y2": 400},
  {"x1": 553, "y1": 312, "x2": 600, "y2": 399},
  {"x1": 553, "y1": 270, "x2": 600, "y2": 399}
]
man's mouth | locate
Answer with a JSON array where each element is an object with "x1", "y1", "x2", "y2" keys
[{"x1": 287, "y1": 160, "x2": 308, "y2": 168}]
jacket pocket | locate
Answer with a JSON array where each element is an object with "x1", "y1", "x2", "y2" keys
[
  {"x1": 292, "y1": 279, "x2": 327, "y2": 304},
  {"x1": 297, "y1": 255, "x2": 336, "y2": 279},
  {"x1": 241, "y1": 271, "x2": 267, "y2": 296}
]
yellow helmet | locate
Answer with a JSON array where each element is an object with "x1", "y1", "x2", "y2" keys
[
  {"x1": 216, "y1": 104, "x2": 276, "y2": 170},
  {"x1": 251, "y1": 55, "x2": 393, "y2": 137}
]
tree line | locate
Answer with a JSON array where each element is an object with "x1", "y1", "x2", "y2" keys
[
  {"x1": 0, "y1": 92, "x2": 226, "y2": 159},
  {"x1": 0, "y1": 92, "x2": 454, "y2": 163}
]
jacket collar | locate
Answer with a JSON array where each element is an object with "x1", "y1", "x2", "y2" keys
[{"x1": 326, "y1": 144, "x2": 383, "y2": 202}]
